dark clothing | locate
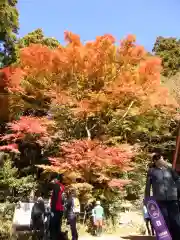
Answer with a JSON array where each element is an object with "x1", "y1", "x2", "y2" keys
[
  {"x1": 31, "y1": 201, "x2": 46, "y2": 240},
  {"x1": 145, "y1": 219, "x2": 154, "y2": 236},
  {"x1": 145, "y1": 167, "x2": 180, "y2": 201},
  {"x1": 158, "y1": 200, "x2": 180, "y2": 240},
  {"x1": 31, "y1": 217, "x2": 44, "y2": 240},
  {"x1": 31, "y1": 201, "x2": 46, "y2": 220},
  {"x1": 50, "y1": 181, "x2": 65, "y2": 239},
  {"x1": 69, "y1": 215, "x2": 78, "y2": 240},
  {"x1": 145, "y1": 167, "x2": 180, "y2": 240},
  {"x1": 50, "y1": 211, "x2": 63, "y2": 240},
  {"x1": 50, "y1": 181, "x2": 65, "y2": 211},
  {"x1": 66, "y1": 196, "x2": 74, "y2": 218},
  {"x1": 66, "y1": 196, "x2": 78, "y2": 240}
]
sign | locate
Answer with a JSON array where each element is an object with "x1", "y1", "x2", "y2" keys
[
  {"x1": 144, "y1": 197, "x2": 172, "y2": 240},
  {"x1": 12, "y1": 202, "x2": 34, "y2": 227}
]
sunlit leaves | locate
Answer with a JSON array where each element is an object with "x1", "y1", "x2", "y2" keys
[
  {"x1": 3, "y1": 32, "x2": 176, "y2": 120},
  {"x1": 41, "y1": 139, "x2": 135, "y2": 189},
  {"x1": 0, "y1": 116, "x2": 53, "y2": 150},
  {"x1": 0, "y1": 31, "x2": 177, "y2": 198}
]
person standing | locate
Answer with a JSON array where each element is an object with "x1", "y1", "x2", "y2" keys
[
  {"x1": 65, "y1": 189, "x2": 79, "y2": 240},
  {"x1": 31, "y1": 197, "x2": 46, "y2": 240},
  {"x1": 145, "y1": 153, "x2": 180, "y2": 240},
  {"x1": 50, "y1": 174, "x2": 65, "y2": 239},
  {"x1": 142, "y1": 204, "x2": 154, "y2": 236},
  {"x1": 92, "y1": 201, "x2": 104, "y2": 237}
]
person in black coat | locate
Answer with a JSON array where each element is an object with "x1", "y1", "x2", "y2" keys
[
  {"x1": 31, "y1": 197, "x2": 46, "y2": 239},
  {"x1": 145, "y1": 153, "x2": 180, "y2": 240}
]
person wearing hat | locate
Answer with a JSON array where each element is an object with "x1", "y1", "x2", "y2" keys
[
  {"x1": 49, "y1": 174, "x2": 65, "y2": 239},
  {"x1": 92, "y1": 200, "x2": 104, "y2": 237},
  {"x1": 145, "y1": 153, "x2": 180, "y2": 240}
]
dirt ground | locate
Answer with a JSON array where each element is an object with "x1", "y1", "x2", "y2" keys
[
  {"x1": 79, "y1": 210, "x2": 155, "y2": 240},
  {"x1": 79, "y1": 235, "x2": 155, "y2": 240}
]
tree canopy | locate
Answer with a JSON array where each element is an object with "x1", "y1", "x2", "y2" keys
[
  {"x1": 17, "y1": 28, "x2": 60, "y2": 49},
  {"x1": 153, "y1": 36, "x2": 180, "y2": 77},
  {"x1": 0, "y1": 0, "x2": 19, "y2": 66},
  {"x1": 0, "y1": 32, "x2": 177, "y2": 203}
]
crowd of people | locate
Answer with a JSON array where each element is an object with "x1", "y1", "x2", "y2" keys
[
  {"x1": 144, "y1": 153, "x2": 180, "y2": 240},
  {"x1": 15, "y1": 152, "x2": 180, "y2": 240},
  {"x1": 29, "y1": 174, "x2": 104, "y2": 240}
]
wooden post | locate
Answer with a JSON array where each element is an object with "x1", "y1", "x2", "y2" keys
[{"x1": 173, "y1": 123, "x2": 180, "y2": 172}]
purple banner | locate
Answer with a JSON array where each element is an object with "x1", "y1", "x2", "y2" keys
[{"x1": 144, "y1": 197, "x2": 172, "y2": 240}]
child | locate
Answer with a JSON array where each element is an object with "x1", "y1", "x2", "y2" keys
[
  {"x1": 143, "y1": 205, "x2": 154, "y2": 236},
  {"x1": 92, "y1": 201, "x2": 104, "y2": 237}
]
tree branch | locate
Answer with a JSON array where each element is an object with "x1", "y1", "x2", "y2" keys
[
  {"x1": 120, "y1": 100, "x2": 134, "y2": 120},
  {"x1": 85, "y1": 125, "x2": 91, "y2": 140},
  {"x1": 85, "y1": 122, "x2": 97, "y2": 140}
]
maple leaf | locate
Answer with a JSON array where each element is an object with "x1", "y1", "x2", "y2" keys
[
  {"x1": 8, "y1": 116, "x2": 48, "y2": 135},
  {"x1": 64, "y1": 31, "x2": 81, "y2": 46},
  {"x1": 0, "y1": 144, "x2": 19, "y2": 153},
  {"x1": 108, "y1": 179, "x2": 131, "y2": 189},
  {"x1": 0, "y1": 66, "x2": 24, "y2": 92},
  {"x1": 0, "y1": 133, "x2": 23, "y2": 142},
  {"x1": 0, "y1": 116, "x2": 53, "y2": 154}
]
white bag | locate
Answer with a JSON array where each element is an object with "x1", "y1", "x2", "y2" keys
[
  {"x1": 73, "y1": 197, "x2": 80, "y2": 213},
  {"x1": 12, "y1": 202, "x2": 34, "y2": 228}
]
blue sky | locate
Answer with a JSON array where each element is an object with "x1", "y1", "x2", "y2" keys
[{"x1": 17, "y1": 0, "x2": 180, "y2": 51}]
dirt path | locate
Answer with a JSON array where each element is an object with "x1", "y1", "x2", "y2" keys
[
  {"x1": 79, "y1": 236, "x2": 122, "y2": 240},
  {"x1": 79, "y1": 236, "x2": 155, "y2": 240},
  {"x1": 79, "y1": 210, "x2": 156, "y2": 240}
]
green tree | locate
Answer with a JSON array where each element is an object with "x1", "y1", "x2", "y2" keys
[
  {"x1": 153, "y1": 36, "x2": 180, "y2": 77},
  {"x1": 0, "y1": 0, "x2": 19, "y2": 66},
  {"x1": 17, "y1": 28, "x2": 60, "y2": 49},
  {"x1": 0, "y1": 155, "x2": 37, "y2": 202}
]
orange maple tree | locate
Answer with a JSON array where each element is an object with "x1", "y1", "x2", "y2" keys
[
  {"x1": 39, "y1": 139, "x2": 134, "y2": 189},
  {"x1": 0, "y1": 32, "x2": 176, "y2": 197},
  {"x1": 2, "y1": 32, "x2": 176, "y2": 120}
]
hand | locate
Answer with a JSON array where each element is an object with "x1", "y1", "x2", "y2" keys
[{"x1": 51, "y1": 212, "x2": 54, "y2": 217}]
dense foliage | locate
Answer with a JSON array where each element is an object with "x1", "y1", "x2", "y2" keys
[
  {"x1": 17, "y1": 28, "x2": 60, "y2": 49},
  {"x1": 0, "y1": 31, "x2": 178, "y2": 206},
  {"x1": 0, "y1": 0, "x2": 19, "y2": 66},
  {"x1": 0, "y1": 3, "x2": 179, "y2": 239},
  {"x1": 153, "y1": 36, "x2": 180, "y2": 77}
]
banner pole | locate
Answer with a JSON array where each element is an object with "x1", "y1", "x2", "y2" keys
[{"x1": 173, "y1": 123, "x2": 180, "y2": 170}]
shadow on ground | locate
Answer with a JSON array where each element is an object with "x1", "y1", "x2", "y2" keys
[{"x1": 122, "y1": 236, "x2": 155, "y2": 240}]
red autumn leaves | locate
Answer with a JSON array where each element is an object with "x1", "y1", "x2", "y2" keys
[{"x1": 48, "y1": 139, "x2": 134, "y2": 188}]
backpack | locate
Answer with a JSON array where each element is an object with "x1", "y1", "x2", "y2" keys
[{"x1": 73, "y1": 197, "x2": 80, "y2": 213}]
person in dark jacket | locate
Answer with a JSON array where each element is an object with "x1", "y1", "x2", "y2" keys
[
  {"x1": 49, "y1": 174, "x2": 65, "y2": 240},
  {"x1": 31, "y1": 197, "x2": 46, "y2": 240},
  {"x1": 65, "y1": 189, "x2": 79, "y2": 240},
  {"x1": 145, "y1": 153, "x2": 180, "y2": 240}
]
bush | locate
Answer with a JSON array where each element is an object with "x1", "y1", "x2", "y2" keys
[
  {"x1": 0, "y1": 202, "x2": 15, "y2": 240},
  {"x1": 0, "y1": 156, "x2": 37, "y2": 202}
]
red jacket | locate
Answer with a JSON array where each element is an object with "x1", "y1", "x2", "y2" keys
[{"x1": 50, "y1": 181, "x2": 65, "y2": 211}]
